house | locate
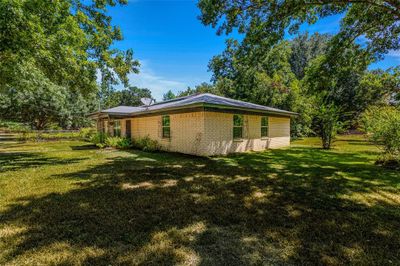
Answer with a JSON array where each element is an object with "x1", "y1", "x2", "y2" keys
[{"x1": 89, "y1": 93, "x2": 297, "y2": 156}]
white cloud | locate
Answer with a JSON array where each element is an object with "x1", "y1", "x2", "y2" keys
[
  {"x1": 127, "y1": 60, "x2": 188, "y2": 101},
  {"x1": 387, "y1": 50, "x2": 400, "y2": 61}
]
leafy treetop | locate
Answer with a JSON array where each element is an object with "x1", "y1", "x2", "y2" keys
[
  {"x1": 198, "y1": 0, "x2": 400, "y2": 56},
  {"x1": 0, "y1": 0, "x2": 139, "y2": 94}
]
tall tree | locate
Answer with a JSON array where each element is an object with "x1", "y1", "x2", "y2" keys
[{"x1": 0, "y1": 0, "x2": 139, "y2": 94}]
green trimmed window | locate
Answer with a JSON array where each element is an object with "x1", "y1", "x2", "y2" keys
[
  {"x1": 162, "y1": 115, "x2": 171, "y2": 138},
  {"x1": 113, "y1": 120, "x2": 121, "y2": 137},
  {"x1": 261, "y1": 116, "x2": 269, "y2": 137},
  {"x1": 233, "y1": 114, "x2": 243, "y2": 139}
]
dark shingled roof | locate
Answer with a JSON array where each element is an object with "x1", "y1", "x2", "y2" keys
[
  {"x1": 91, "y1": 93, "x2": 297, "y2": 117},
  {"x1": 102, "y1": 106, "x2": 144, "y2": 115}
]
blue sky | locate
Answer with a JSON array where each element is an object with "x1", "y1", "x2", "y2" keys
[{"x1": 109, "y1": 1, "x2": 400, "y2": 101}]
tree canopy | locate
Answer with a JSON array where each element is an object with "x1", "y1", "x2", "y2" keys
[
  {"x1": 0, "y1": 0, "x2": 139, "y2": 94},
  {"x1": 102, "y1": 86, "x2": 152, "y2": 109},
  {"x1": 198, "y1": 0, "x2": 400, "y2": 56}
]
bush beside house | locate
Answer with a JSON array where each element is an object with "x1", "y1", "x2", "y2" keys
[{"x1": 361, "y1": 106, "x2": 400, "y2": 168}]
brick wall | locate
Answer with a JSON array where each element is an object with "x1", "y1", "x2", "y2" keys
[
  {"x1": 201, "y1": 112, "x2": 290, "y2": 155},
  {"x1": 114, "y1": 111, "x2": 290, "y2": 156},
  {"x1": 130, "y1": 112, "x2": 205, "y2": 155}
]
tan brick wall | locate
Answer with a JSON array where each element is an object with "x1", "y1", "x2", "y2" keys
[
  {"x1": 110, "y1": 111, "x2": 290, "y2": 156},
  {"x1": 268, "y1": 116, "x2": 291, "y2": 149},
  {"x1": 201, "y1": 112, "x2": 290, "y2": 155},
  {"x1": 129, "y1": 112, "x2": 206, "y2": 155}
]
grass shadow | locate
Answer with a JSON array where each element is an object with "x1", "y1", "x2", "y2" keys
[{"x1": 0, "y1": 152, "x2": 86, "y2": 173}]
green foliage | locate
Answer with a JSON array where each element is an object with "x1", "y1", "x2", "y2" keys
[
  {"x1": 314, "y1": 103, "x2": 344, "y2": 149},
  {"x1": 116, "y1": 138, "x2": 133, "y2": 149},
  {"x1": 361, "y1": 106, "x2": 400, "y2": 160},
  {"x1": 89, "y1": 133, "x2": 132, "y2": 149},
  {"x1": 79, "y1": 128, "x2": 97, "y2": 141},
  {"x1": 162, "y1": 90, "x2": 176, "y2": 101},
  {"x1": 0, "y1": 120, "x2": 30, "y2": 132},
  {"x1": 290, "y1": 33, "x2": 330, "y2": 80},
  {"x1": 60, "y1": 91, "x2": 97, "y2": 129},
  {"x1": 176, "y1": 83, "x2": 221, "y2": 97},
  {"x1": 0, "y1": 61, "x2": 97, "y2": 130},
  {"x1": 303, "y1": 47, "x2": 399, "y2": 128},
  {"x1": 198, "y1": 0, "x2": 399, "y2": 56},
  {"x1": 104, "y1": 136, "x2": 132, "y2": 149},
  {"x1": 199, "y1": 0, "x2": 400, "y2": 144},
  {"x1": 132, "y1": 136, "x2": 161, "y2": 152},
  {"x1": 209, "y1": 36, "x2": 315, "y2": 137},
  {"x1": 90, "y1": 132, "x2": 108, "y2": 146},
  {"x1": 17, "y1": 131, "x2": 80, "y2": 142},
  {"x1": 0, "y1": 65, "x2": 68, "y2": 130},
  {"x1": 0, "y1": 0, "x2": 139, "y2": 94},
  {"x1": 105, "y1": 137, "x2": 122, "y2": 148},
  {"x1": 100, "y1": 86, "x2": 152, "y2": 109},
  {"x1": 0, "y1": 0, "x2": 139, "y2": 130},
  {"x1": 358, "y1": 67, "x2": 400, "y2": 108}
]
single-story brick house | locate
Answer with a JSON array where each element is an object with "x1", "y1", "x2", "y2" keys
[{"x1": 89, "y1": 93, "x2": 297, "y2": 156}]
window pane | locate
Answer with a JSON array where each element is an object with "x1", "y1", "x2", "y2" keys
[
  {"x1": 261, "y1": 116, "x2": 268, "y2": 127},
  {"x1": 261, "y1": 127, "x2": 268, "y2": 137},
  {"x1": 114, "y1": 121, "x2": 121, "y2": 137},
  {"x1": 233, "y1": 115, "x2": 243, "y2": 126},
  {"x1": 233, "y1": 127, "x2": 243, "y2": 139},
  {"x1": 162, "y1": 115, "x2": 170, "y2": 126},
  {"x1": 163, "y1": 127, "x2": 170, "y2": 138}
]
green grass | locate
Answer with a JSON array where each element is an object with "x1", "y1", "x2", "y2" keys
[{"x1": 0, "y1": 135, "x2": 399, "y2": 265}]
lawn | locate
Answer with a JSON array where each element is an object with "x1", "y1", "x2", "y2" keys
[{"x1": 0, "y1": 135, "x2": 399, "y2": 265}]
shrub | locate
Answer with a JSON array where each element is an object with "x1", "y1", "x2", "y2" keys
[
  {"x1": 361, "y1": 106, "x2": 400, "y2": 166},
  {"x1": 116, "y1": 138, "x2": 132, "y2": 149},
  {"x1": 105, "y1": 137, "x2": 121, "y2": 148},
  {"x1": 89, "y1": 133, "x2": 132, "y2": 149},
  {"x1": 132, "y1": 136, "x2": 161, "y2": 152},
  {"x1": 0, "y1": 120, "x2": 30, "y2": 132},
  {"x1": 90, "y1": 132, "x2": 107, "y2": 145},
  {"x1": 79, "y1": 128, "x2": 97, "y2": 141},
  {"x1": 17, "y1": 131, "x2": 80, "y2": 141}
]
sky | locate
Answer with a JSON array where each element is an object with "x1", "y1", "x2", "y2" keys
[{"x1": 109, "y1": 0, "x2": 400, "y2": 101}]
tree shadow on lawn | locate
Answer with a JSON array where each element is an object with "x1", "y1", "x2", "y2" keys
[
  {"x1": 1, "y1": 147, "x2": 399, "y2": 265},
  {"x1": 0, "y1": 151, "x2": 86, "y2": 173}
]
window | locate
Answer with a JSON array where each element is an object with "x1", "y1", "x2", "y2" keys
[
  {"x1": 113, "y1": 120, "x2": 121, "y2": 137},
  {"x1": 261, "y1": 116, "x2": 269, "y2": 138},
  {"x1": 125, "y1": 120, "x2": 131, "y2": 138},
  {"x1": 162, "y1": 115, "x2": 170, "y2": 138},
  {"x1": 233, "y1": 114, "x2": 243, "y2": 139}
]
